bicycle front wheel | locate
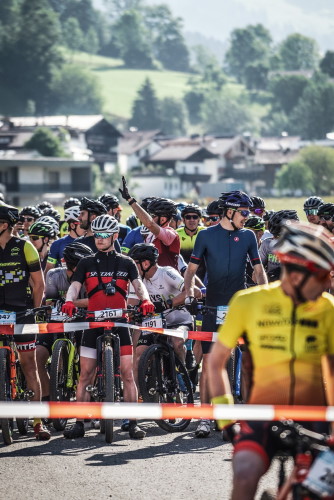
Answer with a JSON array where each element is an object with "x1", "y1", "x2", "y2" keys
[
  {"x1": 0, "y1": 348, "x2": 14, "y2": 445},
  {"x1": 50, "y1": 340, "x2": 69, "y2": 431},
  {"x1": 15, "y1": 361, "x2": 29, "y2": 435},
  {"x1": 102, "y1": 345, "x2": 114, "y2": 444},
  {"x1": 138, "y1": 344, "x2": 193, "y2": 432}
]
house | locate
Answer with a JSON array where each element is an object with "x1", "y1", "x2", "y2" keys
[
  {"x1": 84, "y1": 118, "x2": 123, "y2": 171},
  {"x1": 131, "y1": 172, "x2": 183, "y2": 199},
  {"x1": 118, "y1": 129, "x2": 162, "y2": 173}
]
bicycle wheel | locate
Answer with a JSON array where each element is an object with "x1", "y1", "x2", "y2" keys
[
  {"x1": 0, "y1": 349, "x2": 14, "y2": 445},
  {"x1": 15, "y1": 361, "x2": 29, "y2": 435},
  {"x1": 50, "y1": 340, "x2": 69, "y2": 431},
  {"x1": 138, "y1": 344, "x2": 194, "y2": 432},
  {"x1": 102, "y1": 345, "x2": 114, "y2": 444}
]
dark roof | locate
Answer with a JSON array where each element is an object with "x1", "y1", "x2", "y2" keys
[
  {"x1": 157, "y1": 135, "x2": 255, "y2": 156},
  {"x1": 254, "y1": 149, "x2": 299, "y2": 166},
  {"x1": 85, "y1": 118, "x2": 122, "y2": 138},
  {"x1": 118, "y1": 130, "x2": 161, "y2": 155},
  {"x1": 147, "y1": 145, "x2": 217, "y2": 162},
  {"x1": 0, "y1": 131, "x2": 34, "y2": 148}
]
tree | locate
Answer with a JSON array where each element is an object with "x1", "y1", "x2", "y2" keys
[
  {"x1": 62, "y1": 17, "x2": 84, "y2": 53},
  {"x1": 298, "y1": 146, "x2": 334, "y2": 195},
  {"x1": 274, "y1": 160, "x2": 314, "y2": 193},
  {"x1": 113, "y1": 10, "x2": 155, "y2": 68},
  {"x1": 49, "y1": 65, "x2": 103, "y2": 114},
  {"x1": 102, "y1": 0, "x2": 143, "y2": 21},
  {"x1": 83, "y1": 27, "x2": 100, "y2": 54},
  {"x1": 129, "y1": 78, "x2": 160, "y2": 130},
  {"x1": 269, "y1": 74, "x2": 309, "y2": 114},
  {"x1": 25, "y1": 128, "x2": 66, "y2": 157},
  {"x1": 320, "y1": 51, "x2": 334, "y2": 78},
  {"x1": 279, "y1": 33, "x2": 319, "y2": 71},
  {"x1": 184, "y1": 89, "x2": 205, "y2": 124},
  {"x1": 160, "y1": 97, "x2": 188, "y2": 136},
  {"x1": 244, "y1": 62, "x2": 269, "y2": 90}
]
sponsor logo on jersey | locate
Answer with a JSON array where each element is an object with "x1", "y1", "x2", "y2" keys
[
  {"x1": 234, "y1": 237, "x2": 239, "y2": 242},
  {"x1": 10, "y1": 247, "x2": 20, "y2": 256}
]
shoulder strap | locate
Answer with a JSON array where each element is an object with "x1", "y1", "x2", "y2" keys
[{"x1": 87, "y1": 253, "x2": 127, "y2": 299}]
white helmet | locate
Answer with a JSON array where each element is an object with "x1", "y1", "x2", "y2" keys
[
  {"x1": 274, "y1": 221, "x2": 334, "y2": 272},
  {"x1": 91, "y1": 214, "x2": 119, "y2": 234},
  {"x1": 37, "y1": 215, "x2": 59, "y2": 236},
  {"x1": 140, "y1": 225, "x2": 151, "y2": 236},
  {"x1": 64, "y1": 205, "x2": 80, "y2": 222}
]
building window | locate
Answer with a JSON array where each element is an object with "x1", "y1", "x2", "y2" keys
[
  {"x1": 48, "y1": 171, "x2": 60, "y2": 187},
  {"x1": 194, "y1": 166, "x2": 199, "y2": 174}
]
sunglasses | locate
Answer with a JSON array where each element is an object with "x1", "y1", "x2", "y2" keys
[
  {"x1": 252, "y1": 208, "x2": 264, "y2": 216},
  {"x1": 208, "y1": 216, "x2": 219, "y2": 222},
  {"x1": 22, "y1": 217, "x2": 34, "y2": 222},
  {"x1": 29, "y1": 235, "x2": 43, "y2": 241},
  {"x1": 184, "y1": 215, "x2": 199, "y2": 220},
  {"x1": 320, "y1": 215, "x2": 332, "y2": 221},
  {"x1": 93, "y1": 232, "x2": 111, "y2": 239},
  {"x1": 232, "y1": 209, "x2": 250, "y2": 217},
  {"x1": 304, "y1": 209, "x2": 318, "y2": 216}
]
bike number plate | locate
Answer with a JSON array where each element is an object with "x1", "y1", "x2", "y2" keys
[
  {"x1": 94, "y1": 309, "x2": 123, "y2": 320},
  {"x1": 302, "y1": 450, "x2": 334, "y2": 497},
  {"x1": 216, "y1": 306, "x2": 228, "y2": 325},
  {"x1": 142, "y1": 314, "x2": 163, "y2": 329},
  {"x1": 0, "y1": 310, "x2": 16, "y2": 324},
  {"x1": 51, "y1": 307, "x2": 67, "y2": 321}
]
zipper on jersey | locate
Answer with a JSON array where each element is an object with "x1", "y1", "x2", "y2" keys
[{"x1": 289, "y1": 305, "x2": 297, "y2": 405}]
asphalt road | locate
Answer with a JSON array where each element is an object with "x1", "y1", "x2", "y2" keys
[{"x1": 0, "y1": 418, "x2": 287, "y2": 500}]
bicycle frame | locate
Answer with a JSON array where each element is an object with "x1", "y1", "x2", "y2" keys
[
  {"x1": 51, "y1": 334, "x2": 79, "y2": 390},
  {"x1": 95, "y1": 328, "x2": 121, "y2": 402}
]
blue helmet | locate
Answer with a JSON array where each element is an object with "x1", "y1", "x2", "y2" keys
[{"x1": 218, "y1": 190, "x2": 252, "y2": 209}]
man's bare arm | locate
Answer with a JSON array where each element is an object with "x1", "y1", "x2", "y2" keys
[
  {"x1": 253, "y1": 263, "x2": 268, "y2": 285},
  {"x1": 132, "y1": 278, "x2": 150, "y2": 302},
  {"x1": 65, "y1": 281, "x2": 82, "y2": 302},
  {"x1": 127, "y1": 202, "x2": 161, "y2": 236},
  {"x1": 30, "y1": 270, "x2": 45, "y2": 308},
  {"x1": 184, "y1": 262, "x2": 199, "y2": 297}
]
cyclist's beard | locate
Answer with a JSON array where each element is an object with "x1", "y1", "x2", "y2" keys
[{"x1": 80, "y1": 219, "x2": 89, "y2": 230}]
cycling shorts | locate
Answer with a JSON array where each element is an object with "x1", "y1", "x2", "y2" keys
[
  {"x1": 81, "y1": 326, "x2": 132, "y2": 358},
  {"x1": 137, "y1": 324, "x2": 190, "y2": 348},
  {"x1": 13, "y1": 313, "x2": 36, "y2": 352},
  {"x1": 36, "y1": 331, "x2": 83, "y2": 356},
  {"x1": 201, "y1": 314, "x2": 216, "y2": 355}
]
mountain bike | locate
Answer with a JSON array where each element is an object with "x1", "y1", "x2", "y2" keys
[{"x1": 137, "y1": 308, "x2": 194, "y2": 432}]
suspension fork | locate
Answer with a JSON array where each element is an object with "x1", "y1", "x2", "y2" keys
[{"x1": 112, "y1": 333, "x2": 121, "y2": 401}]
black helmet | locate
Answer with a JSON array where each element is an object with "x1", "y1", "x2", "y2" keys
[
  {"x1": 63, "y1": 197, "x2": 80, "y2": 210},
  {"x1": 41, "y1": 207, "x2": 61, "y2": 222},
  {"x1": 63, "y1": 242, "x2": 94, "y2": 269},
  {"x1": 206, "y1": 200, "x2": 223, "y2": 216},
  {"x1": 98, "y1": 193, "x2": 120, "y2": 210},
  {"x1": 245, "y1": 216, "x2": 265, "y2": 231},
  {"x1": 126, "y1": 214, "x2": 139, "y2": 229},
  {"x1": 141, "y1": 197, "x2": 156, "y2": 212},
  {"x1": 19, "y1": 206, "x2": 41, "y2": 219},
  {"x1": 28, "y1": 221, "x2": 55, "y2": 238},
  {"x1": 303, "y1": 196, "x2": 324, "y2": 210},
  {"x1": 263, "y1": 209, "x2": 275, "y2": 222},
  {"x1": 218, "y1": 190, "x2": 252, "y2": 209},
  {"x1": 36, "y1": 201, "x2": 53, "y2": 211},
  {"x1": 317, "y1": 203, "x2": 334, "y2": 218},
  {"x1": 128, "y1": 243, "x2": 159, "y2": 264},
  {"x1": 80, "y1": 197, "x2": 107, "y2": 215},
  {"x1": 250, "y1": 196, "x2": 265, "y2": 210},
  {"x1": 0, "y1": 204, "x2": 19, "y2": 225},
  {"x1": 181, "y1": 204, "x2": 202, "y2": 218},
  {"x1": 147, "y1": 198, "x2": 177, "y2": 218},
  {"x1": 268, "y1": 210, "x2": 299, "y2": 238}
]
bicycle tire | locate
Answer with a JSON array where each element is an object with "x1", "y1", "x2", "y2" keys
[
  {"x1": 102, "y1": 345, "x2": 114, "y2": 443},
  {"x1": 15, "y1": 362, "x2": 29, "y2": 435},
  {"x1": 0, "y1": 349, "x2": 13, "y2": 445},
  {"x1": 138, "y1": 344, "x2": 194, "y2": 432},
  {"x1": 50, "y1": 340, "x2": 69, "y2": 431}
]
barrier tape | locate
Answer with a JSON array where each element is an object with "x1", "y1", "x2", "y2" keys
[
  {"x1": 0, "y1": 323, "x2": 219, "y2": 342},
  {"x1": 0, "y1": 402, "x2": 333, "y2": 422}
]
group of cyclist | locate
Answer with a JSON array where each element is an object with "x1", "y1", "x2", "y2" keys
[{"x1": 0, "y1": 181, "x2": 333, "y2": 496}]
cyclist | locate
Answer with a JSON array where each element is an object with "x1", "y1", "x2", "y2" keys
[
  {"x1": 98, "y1": 193, "x2": 130, "y2": 245},
  {"x1": 41, "y1": 207, "x2": 61, "y2": 226},
  {"x1": 260, "y1": 209, "x2": 299, "y2": 282},
  {"x1": 121, "y1": 197, "x2": 156, "y2": 254},
  {"x1": 28, "y1": 221, "x2": 56, "y2": 271},
  {"x1": 59, "y1": 197, "x2": 81, "y2": 238},
  {"x1": 119, "y1": 177, "x2": 180, "y2": 270},
  {"x1": 177, "y1": 204, "x2": 205, "y2": 279},
  {"x1": 261, "y1": 209, "x2": 275, "y2": 241},
  {"x1": 45, "y1": 205, "x2": 85, "y2": 274},
  {"x1": 36, "y1": 242, "x2": 92, "y2": 405},
  {"x1": 318, "y1": 203, "x2": 334, "y2": 232},
  {"x1": 0, "y1": 204, "x2": 50, "y2": 440},
  {"x1": 170, "y1": 209, "x2": 182, "y2": 230},
  {"x1": 244, "y1": 216, "x2": 265, "y2": 287},
  {"x1": 250, "y1": 196, "x2": 266, "y2": 218},
  {"x1": 62, "y1": 214, "x2": 155, "y2": 439},
  {"x1": 15, "y1": 206, "x2": 41, "y2": 238},
  {"x1": 36, "y1": 201, "x2": 53, "y2": 212},
  {"x1": 208, "y1": 221, "x2": 334, "y2": 500},
  {"x1": 184, "y1": 190, "x2": 267, "y2": 437},
  {"x1": 202, "y1": 200, "x2": 223, "y2": 227},
  {"x1": 303, "y1": 195, "x2": 323, "y2": 224}
]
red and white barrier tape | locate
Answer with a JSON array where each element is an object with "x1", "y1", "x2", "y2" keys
[
  {"x1": 0, "y1": 323, "x2": 219, "y2": 342},
  {"x1": 0, "y1": 402, "x2": 333, "y2": 421}
]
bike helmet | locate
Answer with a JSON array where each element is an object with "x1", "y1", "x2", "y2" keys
[
  {"x1": 140, "y1": 225, "x2": 151, "y2": 237},
  {"x1": 98, "y1": 193, "x2": 120, "y2": 210},
  {"x1": 218, "y1": 190, "x2": 252, "y2": 209},
  {"x1": 147, "y1": 198, "x2": 177, "y2": 218},
  {"x1": 28, "y1": 221, "x2": 55, "y2": 238},
  {"x1": 263, "y1": 210, "x2": 275, "y2": 222},
  {"x1": 176, "y1": 202, "x2": 187, "y2": 212},
  {"x1": 141, "y1": 197, "x2": 156, "y2": 211},
  {"x1": 19, "y1": 206, "x2": 41, "y2": 219},
  {"x1": 36, "y1": 201, "x2": 53, "y2": 211},
  {"x1": 206, "y1": 200, "x2": 223, "y2": 216},
  {"x1": 274, "y1": 222, "x2": 334, "y2": 273},
  {"x1": 245, "y1": 216, "x2": 265, "y2": 231},
  {"x1": 317, "y1": 203, "x2": 334, "y2": 218},
  {"x1": 62, "y1": 241, "x2": 94, "y2": 269},
  {"x1": 181, "y1": 204, "x2": 202, "y2": 218},
  {"x1": 268, "y1": 210, "x2": 299, "y2": 238},
  {"x1": 64, "y1": 205, "x2": 80, "y2": 223},
  {"x1": 79, "y1": 197, "x2": 107, "y2": 215},
  {"x1": 37, "y1": 215, "x2": 59, "y2": 236},
  {"x1": 126, "y1": 214, "x2": 139, "y2": 229},
  {"x1": 250, "y1": 196, "x2": 265, "y2": 210},
  {"x1": 0, "y1": 204, "x2": 19, "y2": 225},
  {"x1": 41, "y1": 207, "x2": 61, "y2": 222},
  {"x1": 91, "y1": 214, "x2": 119, "y2": 234},
  {"x1": 172, "y1": 209, "x2": 182, "y2": 222},
  {"x1": 63, "y1": 197, "x2": 80, "y2": 210},
  {"x1": 128, "y1": 243, "x2": 159, "y2": 264},
  {"x1": 303, "y1": 196, "x2": 324, "y2": 210}
]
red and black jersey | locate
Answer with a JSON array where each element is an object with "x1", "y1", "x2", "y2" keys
[{"x1": 72, "y1": 250, "x2": 139, "y2": 312}]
